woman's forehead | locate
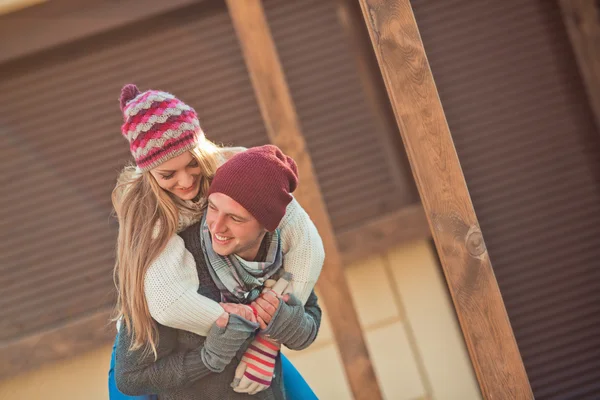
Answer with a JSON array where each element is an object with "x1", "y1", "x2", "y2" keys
[{"x1": 153, "y1": 151, "x2": 194, "y2": 172}]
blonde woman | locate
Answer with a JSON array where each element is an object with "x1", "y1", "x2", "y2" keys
[{"x1": 109, "y1": 84, "x2": 323, "y2": 399}]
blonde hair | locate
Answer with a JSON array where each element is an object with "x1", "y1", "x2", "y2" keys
[{"x1": 112, "y1": 140, "x2": 221, "y2": 358}]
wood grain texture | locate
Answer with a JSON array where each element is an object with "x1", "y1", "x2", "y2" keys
[
  {"x1": 337, "y1": 204, "x2": 430, "y2": 264},
  {"x1": 557, "y1": 0, "x2": 600, "y2": 131},
  {"x1": 358, "y1": 0, "x2": 533, "y2": 398},
  {"x1": 226, "y1": 1, "x2": 383, "y2": 399}
]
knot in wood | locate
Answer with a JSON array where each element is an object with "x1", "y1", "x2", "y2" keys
[{"x1": 466, "y1": 230, "x2": 486, "y2": 257}]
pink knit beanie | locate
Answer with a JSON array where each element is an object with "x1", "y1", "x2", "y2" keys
[
  {"x1": 119, "y1": 84, "x2": 203, "y2": 172},
  {"x1": 208, "y1": 145, "x2": 299, "y2": 231}
]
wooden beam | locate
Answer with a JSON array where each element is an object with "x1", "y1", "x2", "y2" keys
[
  {"x1": 337, "y1": 203, "x2": 430, "y2": 264},
  {"x1": 226, "y1": 1, "x2": 383, "y2": 399},
  {"x1": 557, "y1": 0, "x2": 600, "y2": 131},
  {"x1": 0, "y1": 309, "x2": 114, "y2": 380},
  {"x1": 358, "y1": 1, "x2": 533, "y2": 398}
]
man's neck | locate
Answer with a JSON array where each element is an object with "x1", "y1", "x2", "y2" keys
[
  {"x1": 236, "y1": 234, "x2": 270, "y2": 262},
  {"x1": 252, "y1": 234, "x2": 270, "y2": 262}
]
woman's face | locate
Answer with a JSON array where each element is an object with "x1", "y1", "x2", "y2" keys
[{"x1": 149, "y1": 151, "x2": 202, "y2": 200}]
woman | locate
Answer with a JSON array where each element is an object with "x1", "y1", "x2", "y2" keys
[{"x1": 109, "y1": 84, "x2": 322, "y2": 398}]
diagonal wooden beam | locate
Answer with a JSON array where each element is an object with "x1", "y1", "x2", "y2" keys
[
  {"x1": 358, "y1": 0, "x2": 533, "y2": 398},
  {"x1": 225, "y1": 1, "x2": 383, "y2": 399},
  {"x1": 557, "y1": 0, "x2": 600, "y2": 132}
]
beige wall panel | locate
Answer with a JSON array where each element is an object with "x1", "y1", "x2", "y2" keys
[
  {"x1": 387, "y1": 241, "x2": 481, "y2": 400},
  {"x1": 0, "y1": 345, "x2": 112, "y2": 400},
  {"x1": 345, "y1": 255, "x2": 401, "y2": 328},
  {"x1": 365, "y1": 322, "x2": 426, "y2": 400},
  {"x1": 282, "y1": 344, "x2": 353, "y2": 400}
]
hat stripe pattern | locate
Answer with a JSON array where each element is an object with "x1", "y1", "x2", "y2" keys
[
  {"x1": 125, "y1": 104, "x2": 193, "y2": 141},
  {"x1": 120, "y1": 86, "x2": 202, "y2": 172},
  {"x1": 132, "y1": 123, "x2": 198, "y2": 158}
]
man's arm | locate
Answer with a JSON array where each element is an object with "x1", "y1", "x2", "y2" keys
[
  {"x1": 115, "y1": 315, "x2": 259, "y2": 396},
  {"x1": 259, "y1": 290, "x2": 322, "y2": 351}
]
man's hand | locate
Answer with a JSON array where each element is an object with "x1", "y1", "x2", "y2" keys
[
  {"x1": 220, "y1": 303, "x2": 257, "y2": 324},
  {"x1": 250, "y1": 290, "x2": 290, "y2": 330}
]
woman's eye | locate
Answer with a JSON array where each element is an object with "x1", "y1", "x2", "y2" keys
[
  {"x1": 189, "y1": 161, "x2": 199, "y2": 168},
  {"x1": 161, "y1": 173, "x2": 174, "y2": 180}
]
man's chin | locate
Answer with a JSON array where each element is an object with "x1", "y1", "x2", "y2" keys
[{"x1": 212, "y1": 244, "x2": 233, "y2": 257}]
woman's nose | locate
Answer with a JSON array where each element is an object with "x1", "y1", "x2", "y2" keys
[{"x1": 178, "y1": 173, "x2": 194, "y2": 188}]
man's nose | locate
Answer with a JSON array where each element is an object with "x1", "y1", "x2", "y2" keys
[{"x1": 212, "y1": 214, "x2": 226, "y2": 233}]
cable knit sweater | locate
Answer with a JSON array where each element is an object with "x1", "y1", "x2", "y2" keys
[{"x1": 144, "y1": 153, "x2": 325, "y2": 337}]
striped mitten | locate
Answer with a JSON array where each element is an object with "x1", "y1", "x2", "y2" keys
[{"x1": 231, "y1": 335, "x2": 280, "y2": 394}]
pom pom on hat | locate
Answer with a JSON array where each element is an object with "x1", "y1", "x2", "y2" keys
[{"x1": 119, "y1": 83, "x2": 141, "y2": 113}]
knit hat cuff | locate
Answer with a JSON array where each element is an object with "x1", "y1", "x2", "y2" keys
[
  {"x1": 137, "y1": 140, "x2": 197, "y2": 172},
  {"x1": 210, "y1": 184, "x2": 290, "y2": 232}
]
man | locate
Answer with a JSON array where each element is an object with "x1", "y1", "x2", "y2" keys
[{"x1": 115, "y1": 145, "x2": 322, "y2": 400}]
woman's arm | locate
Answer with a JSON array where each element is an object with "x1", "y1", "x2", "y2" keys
[
  {"x1": 115, "y1": 315, "x2": 259, "y2": 396},
  {"x1": 145, "y1": 234, "x2": 224, "y2": 337},
  {"x1": 278, "y1": 198, "x2": 325, "y2": 305}
]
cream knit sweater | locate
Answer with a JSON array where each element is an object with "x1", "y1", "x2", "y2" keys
[{"x1": 144, "y1": 196, "x2": 325, "y2": 337}]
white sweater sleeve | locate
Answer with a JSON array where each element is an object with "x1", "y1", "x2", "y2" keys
[
  {"x1": 144, "y1": 234, "x2": 224, "y2": 337},
  {"x1": 278, "y1": 198, "x2": 325, "y2": 305}
]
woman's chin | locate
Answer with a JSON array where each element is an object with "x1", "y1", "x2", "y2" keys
[{"x1": 174, "y1": 184, "x2": 200, "y2": 200}]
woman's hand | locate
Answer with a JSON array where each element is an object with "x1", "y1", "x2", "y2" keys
[
  {"x1": 219, "y1": 303, "x2": 257, "y2": 324},
  {"x1": 215, "y1": 312, "x2": 229, "y2": 328},
  {"x1": 251, "y1": 290, "x2": 290, "y2": 330}
]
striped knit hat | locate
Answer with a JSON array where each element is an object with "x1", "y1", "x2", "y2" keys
[{"x1": 119, "y1": 84, "x2": 203, "y2": 172}]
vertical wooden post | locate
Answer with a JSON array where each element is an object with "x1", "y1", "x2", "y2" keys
[
  {"x1": 557, "y1": 0, "x2": 600, "y2": 131},
  {"x1": 358, "y1": 0, "x2": 533, "y2": 398},
  {"x1": 225, "y1": 1, "x2": 384, "y2": 399}
]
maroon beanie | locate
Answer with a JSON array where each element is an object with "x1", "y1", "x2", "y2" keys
[{"x1": 208, "y1": 145, "x2": 298, "y2": 231}]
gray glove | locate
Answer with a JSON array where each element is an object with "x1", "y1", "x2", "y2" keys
[
  {"x1": 201, "y1": 314, "x2": 259, "y2": 372},
  {"x1": 262, "y1": 292, "x2": 320, "y2": 350}
]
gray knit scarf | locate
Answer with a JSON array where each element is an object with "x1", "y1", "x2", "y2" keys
[{"x1": 200, "y1": 213, "x2": 283, "y2": 304}]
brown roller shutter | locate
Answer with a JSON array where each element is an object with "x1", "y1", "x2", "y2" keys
[
  {"x1": 0, "y1": 2, "x2": 267, "y2": 342},
  {"x1": 263, "y1": 0, "x2": 416, "y2": 232},
  {"x1": 411, "y1": 1, "x2": 600, "y2": 398}
]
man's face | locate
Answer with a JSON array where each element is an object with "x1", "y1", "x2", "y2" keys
[{"x1": 206, "y1": 192, "x2": 267, "y2": 260}]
